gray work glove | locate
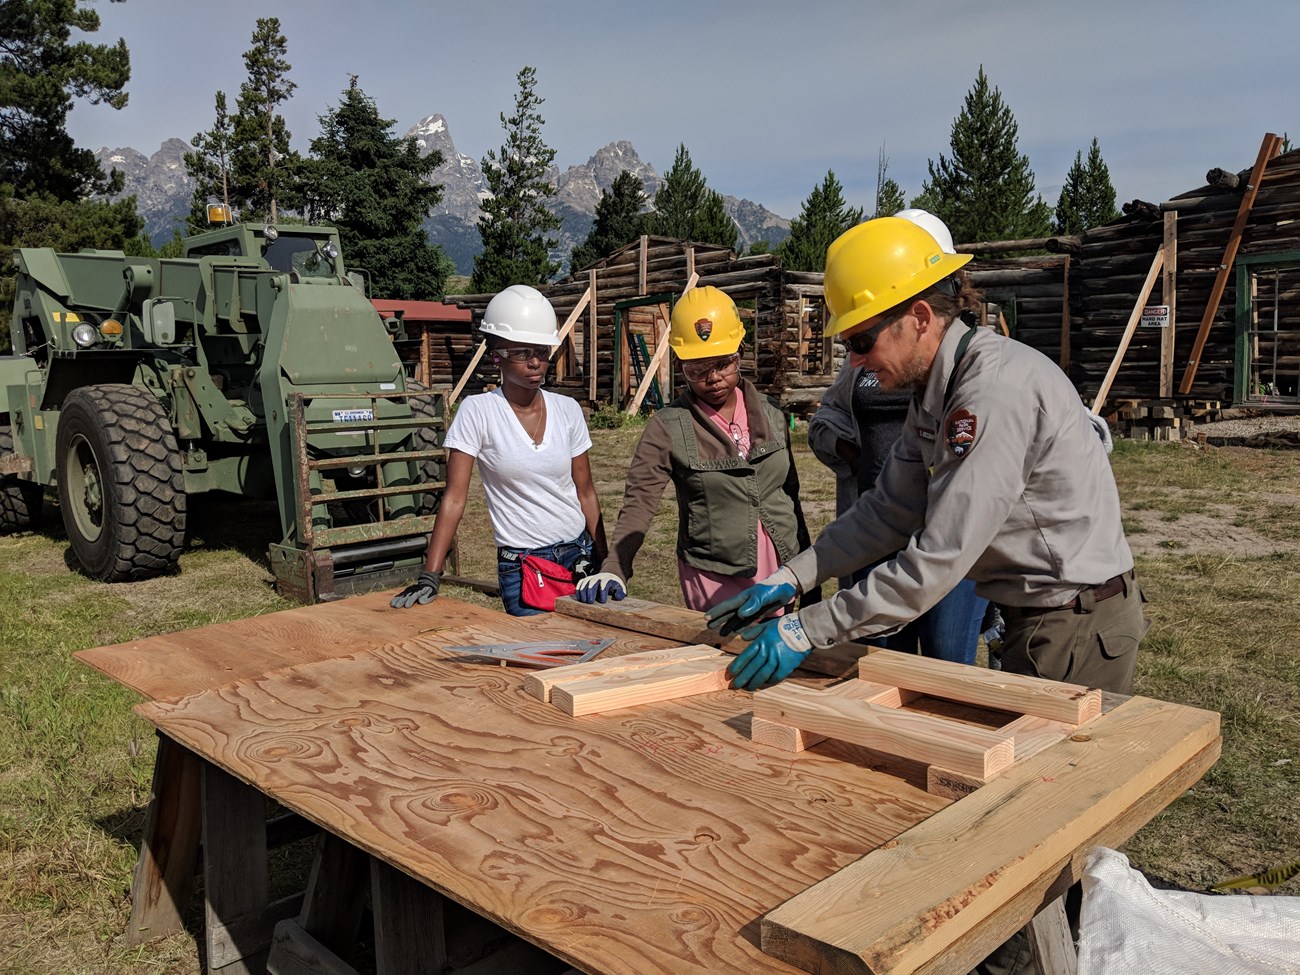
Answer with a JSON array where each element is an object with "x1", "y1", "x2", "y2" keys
[
  {"x1": 575, "y1": 571, "x2": 626, "y2": 604},
  {"x1": 391, "y1": 569, "x2": 442, "y2": 609}
]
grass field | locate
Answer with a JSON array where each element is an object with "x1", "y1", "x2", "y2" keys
[{"x1": 1, "y1": 429, "x2": 1297, "y2": 973}]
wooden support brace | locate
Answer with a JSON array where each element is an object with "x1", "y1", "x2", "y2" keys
[
  {"x1": 927, "y1": 713, "x2": 1079, "y2": 800},
  {"x1": 126, "y1": 734, "x2": 203, "y2": 945},
  {"x1": 858, "y1": 650, "x2": 1101, "y2": 725},
  {"x1": 449, "y1": 340, "x2": 488, "y2": 405},
  {"x1": 1091, "y1": 247, "x2": 1165, "y2": 415},
  {"x1": 1179, "y1": 132, "x2": 1281, "y2": 394}
]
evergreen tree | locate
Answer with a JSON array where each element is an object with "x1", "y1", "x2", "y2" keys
[
  {"x1": 918, "y1": 67, "x2": 1051, "y2": 245},
  {"x1": 873, "y1": 146, "x2": 905, "y2": 217},
  {"x1": 184, "y1": 90, "x2": 234, "y2": 231},
  {"x1": 568, "y1": 170, "x2": 646, "y2": 273},
  {"x1": 0, "y1": 0, "x2": 130, "y2": 199},
  {"x1": 1054, "y1": 137, "x2": 1119, "y2": 235},
  {"x1": 303, "y1": 78, "x2": 452, "y2": 300},
  {"x1": 229, "y1": 17, "x2": 298, "y2": 222},
  {"x1": 470, "y1": 66, "x2": 562, "y2": 293},
  {"x1": 647, "y1": 144, "x2": 738, "y2": 250},
  {"x1": 778, "y1": 170, "x2": 863, "y2": 272}
]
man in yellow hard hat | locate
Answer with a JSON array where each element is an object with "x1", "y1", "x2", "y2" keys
[
  {"x1": 576, "y1": 286, "x2": 814, "y2": 611},
  {"x1": 709, "y1": 216, "x2": 1145, "y2": 696}
]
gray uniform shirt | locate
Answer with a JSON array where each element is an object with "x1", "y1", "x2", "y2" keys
[{"x1": 788, "y1": 323, "x2": 1133, "y2": 650}]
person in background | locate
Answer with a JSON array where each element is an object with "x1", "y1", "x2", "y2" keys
[
  {"x1": 575, "y1": 286, "x2": 815, "y2": 613},
  {"x1": 391, "y1": 284, "x2": 607, "y2": 616},
  {"x1": 711, "y1": 215, "x2": 1146, "y2": 701},
  {"x1": 808, "y1": 209, "x2": 987, "y2": 665}
]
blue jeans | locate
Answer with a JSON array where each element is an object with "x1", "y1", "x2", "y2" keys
[
  {"x1": 496, "y1": 530, "x2": 593, "y2": 617},
  {"x1": 853, "y1": 562, "x2": 987, "y2": 664}
]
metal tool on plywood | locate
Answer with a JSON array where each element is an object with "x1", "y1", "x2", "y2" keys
[{"x1": 446, "y1": 638, "x2": 615, "y2": 668}]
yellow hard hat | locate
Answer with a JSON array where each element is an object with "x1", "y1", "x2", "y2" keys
[
  {"x1": 823, "y1": 216, "x2": 972, "y2": 337},
  {"x1": 669, "y1": 286, "x2": 744, "y2": 360}
]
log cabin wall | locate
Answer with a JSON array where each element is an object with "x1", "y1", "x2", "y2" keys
[
  {"x1": 445, "y1": 236, "x2": 830, "y2": 409},
  {"x1": 1064, "y1": 146, "x2": 1300, "y2": 406}
]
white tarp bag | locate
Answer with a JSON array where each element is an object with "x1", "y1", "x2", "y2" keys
[{"x1": 1078, "y1": 847, "x2": 1300, "y2": 974}]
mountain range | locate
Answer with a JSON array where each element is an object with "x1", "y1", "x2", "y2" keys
[{"x1": 94, "y1": 114, "x2": 792, "y2": 276}]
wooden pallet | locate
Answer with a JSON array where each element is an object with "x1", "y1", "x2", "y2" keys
[
  {"x1": 751, "y1": 649, "x2": 1100, "y2": 799},
  {"x1": 1110, "y1": 397, "x2": 1222, "y2": 442}
]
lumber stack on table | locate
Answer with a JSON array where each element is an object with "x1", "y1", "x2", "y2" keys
[
  {"x1": 554, "y1": 594, "x2": 872, "y2": 679},
  {"x1": 752, "y1": 650, "x2": 1099, "y2": 799}
]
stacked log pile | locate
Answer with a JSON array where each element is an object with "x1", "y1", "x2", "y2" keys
[{"x1": 1107, "y1": 398, "x2": 1223, "y2": 442}]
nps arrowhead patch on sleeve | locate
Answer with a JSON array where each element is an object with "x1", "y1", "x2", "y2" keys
[{"x1": 945, "y1": 408, "x2": 977, "y2": 457}]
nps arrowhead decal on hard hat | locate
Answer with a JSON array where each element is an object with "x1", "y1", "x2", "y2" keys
[
  {"x1": 694, "y1": 317, "x2": 713, "y2": 341},
  {"x1": 946, "y1": 408, "x2": 977, "y2": 457}
]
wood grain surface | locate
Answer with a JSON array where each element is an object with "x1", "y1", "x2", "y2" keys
[
  {"x1": 136, "y1": 636, "x2": 948, "y2": 975},
  {"x1": 76, "y1": 593, "x2": 677, "y2": 702},
  {"x1": 761, "y1": 696, "x2": 1221, "y2": 975}
]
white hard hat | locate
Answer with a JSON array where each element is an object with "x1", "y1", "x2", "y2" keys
[
  {"x1": 479, "y1": 284, "x2": 560, "y2": 347},
  {"x1": 895, "y1": 208, "x2": 957, "y2": 255}
]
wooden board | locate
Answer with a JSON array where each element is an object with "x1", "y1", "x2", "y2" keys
[
  {"x1": 753, "y1": 684, "x2": 1016, "y2": 780},
  {"x1": 857, "y1": 651, "x2": 1102, "y2": 725},
  {"x1": 551, "y1": 653, "x2": 731, "y2": 717},
  {"x1": 750, "y1": 680, "x2": 919, "y2": 752},
  {"x1": 523, "y1": 645, "x2": 723, "y2": 703},
  {"x1": 761, "y1": 696, "x2": 1221, "y2": 975},
  {"x1": 136, "y1": 636, "x2": 948, "y2": 975},
  {"x1": 554, "y1": 595, "x2": 871, "y2": 679},
  {"x1": 76, "y1": 593, "x2": 677, "y2": 702}
]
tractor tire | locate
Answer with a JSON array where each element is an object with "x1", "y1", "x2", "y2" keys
[
  {"x1": 0, "y1": 424, "x2": 42, "y2": 532},
  {"x1": 408, "y1": 382, "x2": 444, "y2": 517},
  {"x1": 56, "y1": 385, "x2": 187, "y2": 581}
]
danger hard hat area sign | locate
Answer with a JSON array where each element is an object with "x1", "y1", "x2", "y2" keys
[{"x1": 1140, "y1": 305, "x2": 1171, "y2": 328}]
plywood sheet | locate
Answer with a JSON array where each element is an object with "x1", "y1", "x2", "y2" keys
[
  {"x1": 76, "y1": 593, "x2": 676, "y2": 702},
  {"x1": 137, "y1": 637, "x2": 947, "y2": 975}
]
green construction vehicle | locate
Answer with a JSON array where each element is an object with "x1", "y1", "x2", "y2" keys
[{"x1": 0, "y1": 222, "x2": 448, "y2": 602}]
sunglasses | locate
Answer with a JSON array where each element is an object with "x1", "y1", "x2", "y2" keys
[
  {"x1": 840, "y1": 314, "x2": 900, "y2": 355},
  {"x1": 681, "y1": 354, "x2": 739, "y2": 382},
  {"x1": 495, "y1": 347, "x2": 551, "y2": 363}
]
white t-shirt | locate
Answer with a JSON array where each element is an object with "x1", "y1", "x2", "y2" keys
[{"x1": 444, "y1": 388, "x2": 592, "y2": 550}]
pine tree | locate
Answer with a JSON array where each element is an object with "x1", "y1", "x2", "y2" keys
[
  {"x1": 647, "y1": 144, "x2": 738, "y2": 250},
  {"x1": 229, "y1": 17, "x2": 297, "y2": 222},
  {"x1": 569, "y1": 170, "x2": 647, "y2": 273},
  {"x1": 303, "y1": 78, "x2": 453, "y2": 300},
  {"x1": 1054, "y1": 138, "x2": 1119, "y2": 235},
  {"x1": 779, "y1": 170, "x2": 863, "y2": 272},
  {"x1": 184, "y1": 91, "x2": 234, "y2": 231},
  {"x1": 0, "y1": 0, "x2": 131, "y2": 199},
  {"x1": 918, "y1": 67, "x2": 1051, "y2": 245},
  {"x1": 470, "y1": 66, "x2": 562, "y2": 293},
  {"x1": 873, "y1": 146, "x2": 905, "y2": 217}
]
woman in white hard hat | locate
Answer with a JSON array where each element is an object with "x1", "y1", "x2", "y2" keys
[
  {"x1": 808, "y1": 209, "x2": 988, "y2": 664},
  {"x1": 391, "y1": 284, "x2": 608, "y2": 616},
  {"x1": 574, "y1": 286, "x2": 815, "y2": 613}
]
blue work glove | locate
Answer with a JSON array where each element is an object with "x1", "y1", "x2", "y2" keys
[
  {"x1": 390, "y1": 570, "x2": 442, "y2": 609},
  {"x1": 705, "y1": 567, "x2": 799, "y2": 637},
  {"x1": 727, "y1": 613, "x2": 813, "y2": 691},
  {"x1": 575, "y1": 571, "x2": 626, "y2": 604}
]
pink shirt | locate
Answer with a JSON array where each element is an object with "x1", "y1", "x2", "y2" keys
[{"x1": 677, "y1": 391, "x2": 782, "y2": 611}]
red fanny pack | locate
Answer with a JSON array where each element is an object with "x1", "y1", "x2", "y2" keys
[{"x1": 520, "y1": 554, "x2": 576, "y2": 611}]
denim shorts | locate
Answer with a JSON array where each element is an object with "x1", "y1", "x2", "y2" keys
[{"x1": 496, "y1": 530, "x2": 593, "y2": 617}]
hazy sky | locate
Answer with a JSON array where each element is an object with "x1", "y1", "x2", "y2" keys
[{"x1": 65, "y1": 0, "x2": 1299, "y2": 220}]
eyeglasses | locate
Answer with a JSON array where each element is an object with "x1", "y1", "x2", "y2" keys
[
  {"x1": 839, "y1": 316, "x2": 896, "y2": 356},
  {"x1": 681, "y1": 354, "x2": 739, "y2": 382},
  {"x1": 495, "y1": 347, "x2": 551, "y2": 363}
]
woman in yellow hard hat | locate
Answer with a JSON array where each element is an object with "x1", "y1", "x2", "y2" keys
[{"x1": 575, "y1": 285, "x2": 815, "y2": 611}]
